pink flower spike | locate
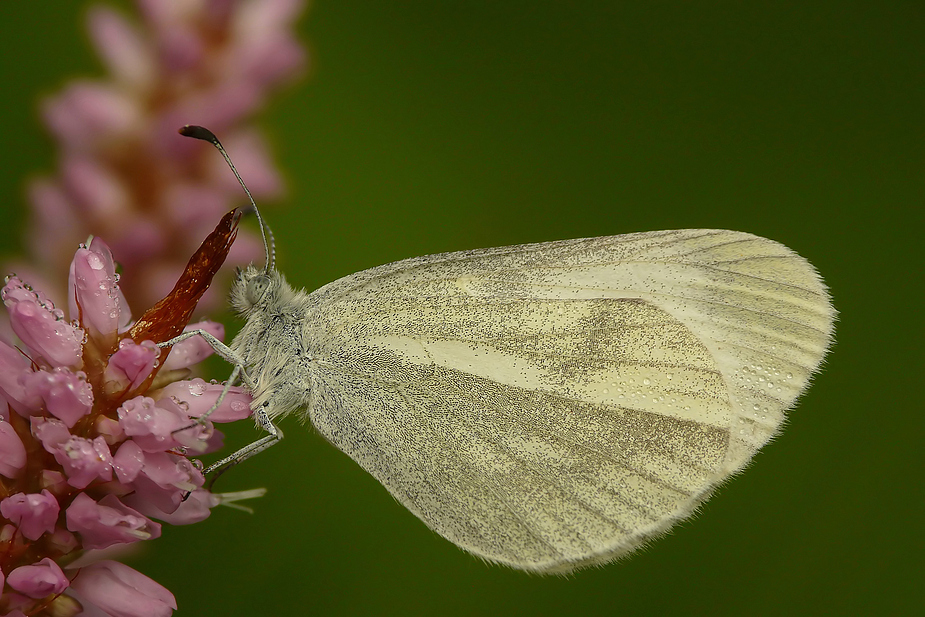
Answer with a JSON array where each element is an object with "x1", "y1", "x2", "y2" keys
[
  {"x1": 68, "y1": 237, "x2": 123, "y2": 342},
  {"x1": 117, "y1": 396, "x2": 183, "y2": 452},
  {"x1": 0, "y1": 490, "x2": 60, "y2": 540},
  {"x1": 159, "y1": 377, "x2": 252, "y2": 423},
  {"x1": 105, "y1": 339, "x2": 160, "y2": 393},
  {"x1": 160, "y1": 320, "x2": 224, "y2": 371},
  {"x1": 6, "y1": 557, "x2": 69, "y2": 599},
  {"x1": 3, "y1": 278, "x2": 84, "y2": 369},
  {"x1": 51, "y1": 435, "x2": 114, "y2": 489},
  {"x1": 0, "y1": 420, "x2": 27, "y2": 478},
  {"x1": 66, "y1": 493, "x2": 161, "y2": 550},
  {"x1": 23, "y1": 368, "x2": 94, "y2": 428},
  {"x1": 69, "y1": 560, "x2": 177, "y2": 617}
]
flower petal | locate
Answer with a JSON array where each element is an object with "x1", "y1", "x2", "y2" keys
[
  {"x1": 160, "y1": 321, "x2": 224, "y2": 371},
  {"x1": 68, "y1": 237, "x2": 124, "y2": 342},
  {"x1": 157, "y1": 377, "x2": 252, "y2": 422},
  {"x1": 3, "y1": 277, "x2": 84, "y2": 369},
  {"x1": 23, "y1": 368, "x2": 94, "y2": 428},
  {"x1": 66, "y1": 493, "x2": 160, "y2": 550},
  {"x1": 0, "y1": 420, "x2": 27, "y2": 478},
  {"x1": 69, "y1": 560, "x2": 176, "y2": 617},
  {"x1": 6, "y1": 557, "x2": 69, "y2": 598},
  {"x1": 0, "y1": 490, "x2": 60, "y2": 540}
]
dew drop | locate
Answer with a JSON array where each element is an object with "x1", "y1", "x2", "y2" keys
[{"x1": 86, "y1": 253, "x2": 105, "y2": 271}]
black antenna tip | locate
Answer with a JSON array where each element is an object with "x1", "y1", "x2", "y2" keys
[{"x1": 178, "y1": 125, "x2": 219, "y2": 145}]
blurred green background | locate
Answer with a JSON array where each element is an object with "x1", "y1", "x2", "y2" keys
[{"x1": 0, "y1": 2, "x2": 921, "y2": 616}]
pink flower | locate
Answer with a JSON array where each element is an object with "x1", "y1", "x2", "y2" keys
[
  {"x1": 0, "y1": 339, "x2": 43, "y2": 415},
  {"x1": 117, "y1": 396, "x2": 186, "y2": 452},
  {"x1": 70, "y1": 560, "x2": 177, "y2": 617},
  {"x1": 68, "y1": 236, "x2": 128, "y2": 342},
  {"x1": 22, "y1": 367, "x2": 94, "y2": 427},
  {"x1": 0, "y1": 490, "x2": 60, "y2": 540},
  {"x1": 160, "y1": 320, "x2": 225, "y2": 371},
  {"x1": 66, "y1": 493, "x2": 161, "y2": 550},
  {"x1": 158, "y1": 377, "x2": 253, "y2": 422},
  {"x1": 6, "y1": 557, "x2": 69, "y2": 599},
  {"x1": 105, "y1": 339, "x2": 161, "y2": 393},
  {"x1": 2, "y1": 276, "x2": 85, "y2": 368},
  {"x1": 0, "y1": 214, "x2": 261, "y2": 616},
  {"x1": 0, "y1": 421, "x2": 27, "y2": 477},
  {"x1": 51, "y1": 434, "x2": 115, "y2": 489}
]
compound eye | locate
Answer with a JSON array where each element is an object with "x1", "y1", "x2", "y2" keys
[{"x1": 246, "y1": 274, "x2": 271, "y2": 305}]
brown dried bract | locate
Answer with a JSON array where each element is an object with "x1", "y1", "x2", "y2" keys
[{"x1": 128, "y1": 208, "x2": 240, "y2": 348}]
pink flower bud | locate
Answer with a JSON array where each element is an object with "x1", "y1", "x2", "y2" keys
[
  {"x1": 143, "y1": 488, "x2": 215, "y2": 525},
  {"x1": 152, "y1": 395, "x2": 213, "y2": 453},
  {"x1": 6, "y1": 557, "x2": 69, "y2": 598},
  {"x1": 138, "y1": 451, "x2": 203, "y2": 493},
  {"x1": 0, "y1": 490, "x2": 60, "y2": 540},
  {"x1": 69, "y1": 560, "x2": 176, "y2": 617},
  {"x1": 61, "y1": 155, "x2": 131, "y2": 223},
  {"x1": 160, "y1": 320, "x2": 224, "y2": 370},
  {"x1": 66, "y1": 493, "x2": 160, "y2": 549},
  {"x1": 105, "y1": 339, "x2": 160, "y2": 393},
  {"x1": 117, "y1": 396, "x2": 184, "y2": 452},
  {"x1": 96, "y1": 414, "x2": 125, "y2": 444},
  {"x1": 31, "y1": 416, "x2": 72, "y2": 450},
  {"x1": 40, "y1": 469, "x2": 68, "y2": 494},
  {"x1": 0, "y1": 339, "x2": 43, "y2": 415},
  {"x1": 68, "y1": 237, "x2": 124, "y2": 341},
  {"x1": 113, "y1": 440, "x2": 145, "y2": 484},
  {"x1": 3, "y1": 276, "x2": 84, "y2": 368},
  {"x1": 50, "y1": 435, "x2": 114, "y2": 489},
  {"x1": 47, "y1": 527, "x2": 79, "y2": 555},
  {"x1": 43, "y1": 81, "x2": 141, "y2": 146},
  {"x1": 0, "y1": 420, "x2": 27, "y2": 478},
  {"x1": 158, "y1": 377, "x2": 252, "y2": 422},
  {"x1": 88, "y1": 7, "x2": 156, "y2": 91},
  {"x1": 22, "y1": 368, "x2": 93, "y2": 428}
]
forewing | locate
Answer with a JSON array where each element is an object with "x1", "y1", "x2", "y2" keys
[{"x1": 304, "y1": 229, "x2": 835, "y2": 572}]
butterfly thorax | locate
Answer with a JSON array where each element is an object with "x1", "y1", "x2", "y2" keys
[{"x1": 229, "y1": 266, "x2": 315, "y2": 421}]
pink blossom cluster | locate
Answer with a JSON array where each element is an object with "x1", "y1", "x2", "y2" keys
[
  {"x1": 0, "y1": 238, "x2": 255, "y2": 616},
  {"x1": 17, "y1": 0, "x2": 306, "y2": 312}
]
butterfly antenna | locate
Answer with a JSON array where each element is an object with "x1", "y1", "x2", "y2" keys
[{"x1": 178, "y1": 125, "x2": 276, "y2": 272}]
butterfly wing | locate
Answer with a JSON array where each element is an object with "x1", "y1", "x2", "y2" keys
[{"x1": 302, "y1": 229, "x2": 835, "y2": 572}]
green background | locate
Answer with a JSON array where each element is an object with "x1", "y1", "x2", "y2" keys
[{"x1": 0, "y1": 2, "x2": 921, "y2": 615}]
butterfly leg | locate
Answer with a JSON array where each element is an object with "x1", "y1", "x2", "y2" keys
[
  {"x1": 157, "y1": 329, "x2": 251, "y2": 384},
  {"x1": 203, "y1": 405, "x2": 284, "y2": 488},
  {"x1": 157, "y1": 330, "x2": 283, "y2": 485}
]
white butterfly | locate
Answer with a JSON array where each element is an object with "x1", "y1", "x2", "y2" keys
[{"x1": 167, "y1": 127, "x2": 835, "y2": 574}]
